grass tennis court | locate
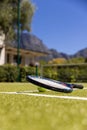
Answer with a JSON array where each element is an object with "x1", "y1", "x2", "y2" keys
[{"x1": 0, "y1": 83, "x2": 87, "y2": 130}]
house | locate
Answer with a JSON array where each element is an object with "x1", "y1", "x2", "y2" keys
[{"x1": 0, "y1": 31, "x2": 49, "y2": 66}]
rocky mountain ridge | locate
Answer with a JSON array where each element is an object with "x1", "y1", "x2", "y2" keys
[
  {"x1": 17, "y1": 32, "x2": 87, "y2": 60},
  {"x1": 48, "y1": 48, "x2": 87, "y2": 60}
]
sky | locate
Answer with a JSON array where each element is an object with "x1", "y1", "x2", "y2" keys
[{"x1": 31, "y1": 0, "x2": 87, "y2": 55}]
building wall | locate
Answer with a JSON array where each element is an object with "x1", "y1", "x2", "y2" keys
[
  {"x1": 5, "y1": 49, "x2": 38, "y2": 66},
  {"x1": 0, "y1": 46, "x2": 5, "y2": 65},
  {"x1": 0, "y1": 32, "x2": 5, "y2": 65},
  {"x1": 0, "y1": 45, "x2": 44, "y2": 66}
]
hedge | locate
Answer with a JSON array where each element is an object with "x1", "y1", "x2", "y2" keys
[
  {"x1": 42, "y1": 65, "x2": 87, "y2": 82},
  {"x1": 0, "y1": 64, "x2": 87, "y2": 82},
  {"x1": 0, "y1": 65, "x2": 38, "y2": 82}
]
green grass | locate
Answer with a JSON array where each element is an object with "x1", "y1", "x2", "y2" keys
[{"x1": 0, "y1": 83, "x2": 87, "y2": 130}]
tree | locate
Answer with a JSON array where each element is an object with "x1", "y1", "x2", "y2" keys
[
  {"x1": 67, "y1": 57, "x2": 85, "y2": 64},
  {"x1": 49, "y1": 58, "x2": 67, "y2": 64},
  {"x1": 0, "y1": 0, "x2": 35, "y2": 40}
]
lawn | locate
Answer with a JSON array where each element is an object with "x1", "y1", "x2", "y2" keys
[{"x1": 0, "y1": 83, "x2": 87, "y2": 130}]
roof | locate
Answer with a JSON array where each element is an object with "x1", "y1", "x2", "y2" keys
[{"x1": 6, "y1": 32, "x2": 49, "y2": 55}]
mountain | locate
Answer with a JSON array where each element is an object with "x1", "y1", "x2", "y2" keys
[
  {"x1": 20, "y1": 33, "x2": 49, "y2": 54},
  {"x1": 48, "y1": 47, "x2": 87, "y2": 60},
  {"x1": 19, "y1": 33, "x2": 87, "y2": 60},
  {"x1": 73, "y1": 48, "x2": 87, "y2": 58},
  {"x1": 6, "y1": 32, "x2": 49, "y2": 55},
  {"x1": 7, "y1": 31, "x2": 87, "y2": 60},
  {"x1": 48, "y1": 49, "x2": 70, "y2": 60}
]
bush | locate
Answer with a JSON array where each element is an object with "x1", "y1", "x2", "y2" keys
[
  {"x1": 25, "y1": 66, "x2": 36, "y2": 76},
  {"x1": 20, "y1": 67, "x2": 26, "y2": 82},
  {"x1": 0, "y1": 64, "x2": 87, "y2": 82},
  {"x1": 42, "y1": 65, "x2": 87, "y2": 83},
  {"x1": 0, "y1": 65, "x2": 18, "y2": 82},
  {"x1": 0, "y1": 65, "x2": 41, "y2": 82},
  {"x1": 43, "y1": 66, "x2": 58, "y2": 80},
  {"x1": 0, "y1": 66, "x2": 7, "y2": 82},
  {"x1": 3, "y1": 65, "x2": 18, "y2": 82}
]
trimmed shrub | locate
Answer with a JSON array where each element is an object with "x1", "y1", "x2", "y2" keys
[
  {"x1": 20, "y1": 67, "x2": 26, "y2": 82},
  {"x1": 4, "y1": 65, "x2": 18, "y2": 82},
  {"x1": 0, "y1": 66, "x2": 7, "y2": 82}
]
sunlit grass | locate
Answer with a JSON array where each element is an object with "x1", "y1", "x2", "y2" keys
[
  {"x1": 0, "y1": 82, "x2": 37, "y2": 92},
  {"x1": 0, "y1": 83, "x2": 87, "y2": 130}
]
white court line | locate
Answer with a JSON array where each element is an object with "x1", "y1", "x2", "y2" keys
[
  {"x1": 22, "y1": 93, "x2": 87, "y2": 101},
  {"x1": 0, "y1": 90, "x2": 38, "y2": 94},
  {"x1": 83, "y1": 88, "x2": 87, "y2": 90},
  {"x1": 0, "y1": 91, "x2": 87, "y2": 101},
  {"x1": 0, "y1": 92, "x2": 17, "y2": 94}
]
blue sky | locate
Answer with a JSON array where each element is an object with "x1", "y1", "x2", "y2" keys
[{"x1": 31, "y1": 0, "x2": 87, "y2": 54}]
